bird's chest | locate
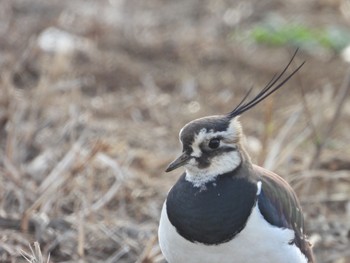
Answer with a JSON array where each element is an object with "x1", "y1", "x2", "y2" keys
[
  {"x1": 159, "y1": 203, "x2": 307, "y2": 263},
  {"x1": 165, "y1": 174, "x2": 257, "y2": 244}
]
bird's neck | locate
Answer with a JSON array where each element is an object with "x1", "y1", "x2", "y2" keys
[{"x1": 237, "y1": 142, "x2": 252, "y2": 164}]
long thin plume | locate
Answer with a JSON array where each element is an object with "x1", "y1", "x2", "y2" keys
[{"x1": 227, "y1": 49, "x2": 305, "y2": 119}]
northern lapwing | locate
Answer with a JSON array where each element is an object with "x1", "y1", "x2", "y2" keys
[{"x1": 158, "y1": 50, "x2": 314, "y2": 263}]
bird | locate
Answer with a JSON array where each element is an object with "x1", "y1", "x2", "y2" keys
[{"x1": 158, "y1": 50, "x2": 314, "y2": 263}]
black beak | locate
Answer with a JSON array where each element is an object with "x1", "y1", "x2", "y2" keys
[{"x1": 165, "y1": 152, "x2": 191, "y2": 172}]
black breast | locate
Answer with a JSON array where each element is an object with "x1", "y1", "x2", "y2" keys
[{"x1": 166, "y1": 168, "x2": 258, "y2": 245}]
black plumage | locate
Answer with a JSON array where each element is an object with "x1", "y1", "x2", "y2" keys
[{"x1": 166, "y1": 162, "x2": 258, "y2": 245}]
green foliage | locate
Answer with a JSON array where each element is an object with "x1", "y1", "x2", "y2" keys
[{"x1": 250, "y1": 24, "x2": 350, "y2": 52}]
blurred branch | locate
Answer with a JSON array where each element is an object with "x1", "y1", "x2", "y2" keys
[
  {"x1": 309, "y1": 69, "x2": 350, "y2": 168},
  {"x1": 20, "y1": 241, "x2": 49, "y2": 263},
  {"x1": 136, "y1": 235, "x2": 158, "y2": 263},
  {"x1": 22, "y1": 136, "x2": 86, "y2": 232},
  {"x1": 82, "y1": 153, "x2": 126, "y2": 217},
  {"x1": 295, "y1": 66, "x2": 321, "y2": 147},
  {"x1": 263, "y1": 110, "x2": 301, "y2": 170},
  {"x1": 289, "y1": 49, "x2": 322, "y2": 168},
  {"x1": 258, "y1": 96, "x2": 274, "y2": 166}
]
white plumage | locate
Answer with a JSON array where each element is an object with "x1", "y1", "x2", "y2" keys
[{"x1": 159, "y1": 199, "x2": 307, "y2": 263}]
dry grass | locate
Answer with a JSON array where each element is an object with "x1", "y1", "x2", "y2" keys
[
  {"x1": 0, "y1": 0, "x2": 350, "y2": 263},
  {"x1": 21, "y1": 242, "x2": 49, "y2": 263}
]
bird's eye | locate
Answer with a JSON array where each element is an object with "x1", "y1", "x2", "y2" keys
[{"x1": 208, "y1": 138, "x2": 220, "y2": 149}]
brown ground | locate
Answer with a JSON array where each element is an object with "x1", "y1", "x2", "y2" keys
[{"x1": 0, "y1": 0, "x2": 350, "y2": 262}]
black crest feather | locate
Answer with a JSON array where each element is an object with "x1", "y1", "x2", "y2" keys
[{"x1": 227, "y1": 49, "x2": 305, "y2": 119}]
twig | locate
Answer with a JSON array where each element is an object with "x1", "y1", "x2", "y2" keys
[
  {"x1": 291, "y1": 53, "x2": 321, "y2": 156},
  {"x1": 45, "y1": 230, "x2": 75, "y2": 256},
  {"x1": 263, "y1": 110, "x2": 301, "y2": 170},
  {"x1": 22, "y1": 137, "x2": 85, "y2": 231},
  {"x1": 77, "y1": 212, "x2": 85, "y2": 258},
  {"x1": 38, "y1": 136, "x2": 85, "y2": 193},
  {"x1": 258, "y1": 96, "x2": 274, "y2": 166},
  {"x1": 274, "y1": 125, "x2": 311, "y2": 169},
  {"x1": 136, "y1": 235, "x2": 158, "y2": 263},
  {"x1": 82, "y1": 153, "x2": 126, "y2": 217},
  {"x1": 99, "y1": 223, "x2": 138, "y2": 250},
  {"x1": 323, "y1": 248, "x2": 350, "y2": 263},
  {"x1": 290, "y1": 169, "x2": 350, "y2": 195},
  {"x1": 20, "y1": 242, "x2": 48, "y2": 263},
  {"x1": 1, "y1": 153, "x2": 23, "y2": 188},
  {"x1": 105, "y1": 246, "x2": 130, "y2": 263},
  {"x1": 301, "y1": 193, "x2": 350, "y2": 203},
  {"x1": 309, "y1": 69, "x2": 350, "y2": 168}
]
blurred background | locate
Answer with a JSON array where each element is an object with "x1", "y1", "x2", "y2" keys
[{"x1": 0, "y1": 0, "x2": 350, "y2": 262}]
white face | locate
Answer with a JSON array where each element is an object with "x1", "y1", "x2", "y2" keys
[{"x1": 181, "y1": 117, "x2": 243, "y2": 187}]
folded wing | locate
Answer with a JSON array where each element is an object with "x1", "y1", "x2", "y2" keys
[{"x1": 254, "y1": 165, "x2": 314, "y2": 263}]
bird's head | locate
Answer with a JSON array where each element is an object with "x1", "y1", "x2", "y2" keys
[
  {"x1": 166, "y1": 115, "x2": 244, "y2": 184},
  {"x1": 166, "y1": 50, "x2": 304, "y2": 187}
]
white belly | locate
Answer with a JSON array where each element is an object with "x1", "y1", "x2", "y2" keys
[{"x1": 158, "y1": 202, "x2": 307, "y2": 263}]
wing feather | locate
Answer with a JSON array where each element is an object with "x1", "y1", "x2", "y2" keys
[{"x1": 253, "y1": 165, "x2": 314, "y2": 263}]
